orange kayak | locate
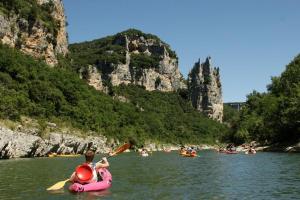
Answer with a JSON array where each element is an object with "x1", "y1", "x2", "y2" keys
[{"x1": 180, "y1": 151, "x2": 197, "y2": 157}]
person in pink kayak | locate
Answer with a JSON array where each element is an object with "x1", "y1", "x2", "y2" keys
[{"x1": 69, "y1": 150, "x2": 111, "y2": 186}]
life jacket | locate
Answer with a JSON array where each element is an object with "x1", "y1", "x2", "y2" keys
[{"x1": 90, "y1": 163, "x2": 98, "y2": 182}]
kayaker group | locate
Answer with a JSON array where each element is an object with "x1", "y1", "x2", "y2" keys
[
  {"x1": 179, "y1": 146, "x2": 197, "y2": 157},
  {"x1": 48, "y1": 142, "x2": 258, "y2": 193},
  {"x1": 217, "y1": 143, "x2": 238, "y2": 154},
  {"x1": 218, "y1": 143, "x2": 256, "y2": 154}
]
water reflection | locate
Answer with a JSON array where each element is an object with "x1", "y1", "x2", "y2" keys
[{"x1": 73, "y1": 190, "x2": 111, "y2": 200}]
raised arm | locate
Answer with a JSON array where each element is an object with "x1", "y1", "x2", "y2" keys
[{"x1": 95, "y1": 157, "x2": 109, "y2": 169}]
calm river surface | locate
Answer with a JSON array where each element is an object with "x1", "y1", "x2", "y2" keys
[{"x1": 1, "y1": 151, "x2": 300, "y2": 200}]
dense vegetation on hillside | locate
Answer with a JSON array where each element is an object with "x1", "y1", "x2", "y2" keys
[
  {"x1": 69, "y1": 35, "x2": 126, "y2": 72},
  {"x1": 221, "y1": 104, "x2": 243, "y2": 144},
  {"x1": 224, "y1": 55, "x2": 300, "y2": 145},
  {"x1": 0, "y1": 44, "x2": 227, "y2": 144},
  {"x1": 113, "y1": 85, "x2": 227, "y2": 144}
]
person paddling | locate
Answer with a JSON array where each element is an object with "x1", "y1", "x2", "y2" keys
[
  {"x1": 69, "y1": 150, "x2": 112, "y2": 191},
  {"x1": 226, "y1": 143, "x2": 236, "y2": 152},
  {"x1": 47, "y1": 143, "x2": 132, "y2": 192},
  {"x1": 247, "y1": 146, "x2": 256, "y2": 154}
]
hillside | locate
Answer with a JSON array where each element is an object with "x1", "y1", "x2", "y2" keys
[
  {"x1": 0, "y1": 44, "x2": 227, "y2": 146},
  {"x1": 69, "y1": 29, "x2": 224, "y2": 121},
  {"x1": 69, "y1": 29, "x2": 186, "y2": 92},
  {"x1": 0, "y1": 1, "x2": 226, "y2": 156}
]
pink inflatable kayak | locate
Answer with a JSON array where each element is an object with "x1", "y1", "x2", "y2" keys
[{"x1": 69, "y1": 168, "x2": 112, "y2": 192}]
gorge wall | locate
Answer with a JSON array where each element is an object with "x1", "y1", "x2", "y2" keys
[
  {"x1": 70, "y1": 29, "x2": 187, "y2": 92},
  {"x1": 70, "y1": 30, "x2": 224, "y2": 121},
  {"x1": 188, "y1": 57, "x2": 223, "y2": 122},
  {"x1": 110, "y1": 34, "x2": 187, "y2": 91},
  {"x1": 0, "y1": 0, "x2": 68, "y2": 66}
]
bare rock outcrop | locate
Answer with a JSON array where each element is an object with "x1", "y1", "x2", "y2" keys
[
  {"x1": 0, "y1": 0, "x2": 68, "y2": 66},
  {"x1": 188, "y1": 57, "x2": 223, "y2": 122},
  {"x1": 76, "y1": 30, "x2": 186, "y2": 92},
  {"x1": 0, "y1": 126, "x2": 110, "y2": 159}
]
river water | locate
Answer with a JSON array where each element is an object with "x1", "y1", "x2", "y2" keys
[{"x1": 0, "y1": 151, "x2": 300, "y2": 200}]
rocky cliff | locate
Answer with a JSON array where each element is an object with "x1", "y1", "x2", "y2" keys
[
  {"x1": 70, "y1": 29, "x2": 186, "y2": 92},
  {"x1": 0, "y1": 0, "x2": 68, "y2": 66},
  {"x1": 70, "y1": 30, "x2": 224, "y2": 120},
  {"x1": 188, "y1": 57, "x2": 223, "y2": 122},
  {"x1": 0, "y1": 125, "x2": 110, "y2": 159}
]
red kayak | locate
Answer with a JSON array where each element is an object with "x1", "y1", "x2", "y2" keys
[
  {"x1": 225, "y1": 150, "x2": 238, "y2": 154},
  {"x1": 218, "y1": 150, "x2": 238, "y2": 154}
]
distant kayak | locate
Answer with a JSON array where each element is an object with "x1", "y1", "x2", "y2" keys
[
  {"x1": 141, "y1": 153, "x2": 149, "y2": 157},
  {"x1": 48, "y1": 154, "x2": 81, "y2": 158},
  {"x1": 225, "y1": 151, "x2": 238, "y2": 154},
  {"x1": 218, "y1": 150, "x2": 238, "y2": 154},
  {"x1": 180, "y1": 151, "x2": 197, "y2": 157}
]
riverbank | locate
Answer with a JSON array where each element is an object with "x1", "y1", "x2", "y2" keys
[
  {"x1": 258, "y1": 144, "x2": 300, "y2": 153},
  {"x1": 234, "y1": 142, "x2": 300, "y2": 153},
  {"x1": 0, "y1": 121, "x2": 220, "y2": 159},
  {"x1": 0, "y1": 125, "x2": 111, "y2": 159},
  {"x1": 141, "y1": 143, "x2": 217, "y2": 152},
  {"x1": 1, "y1": 119, "x2": 299, "y2": 159}
]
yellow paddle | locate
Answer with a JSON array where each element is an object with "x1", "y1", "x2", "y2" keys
[
  {"x1": 46, "y1": 179, "x2": 70, "y2": 191},
  {"x1": 46, "y1": 142, "x2": 132, "y2": 191}
]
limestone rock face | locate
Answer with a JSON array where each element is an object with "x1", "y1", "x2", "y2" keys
[
  {"x1": 0, "y1": 0, "x2": 68, "y2": 66},
  {"x1": 0, "y1": 126, "x2": 110, "y2": 159},
  {"x1": 80, "y1": 32, "x2": 186, "y2": 92},
  {"x1": 188, "y1": 57, "x2": 223, "y2": 122},
  {"x1": 80, "y1": 65, "x2": 104, "y2": 91}
]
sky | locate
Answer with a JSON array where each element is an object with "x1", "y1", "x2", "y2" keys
[{"x1": 63, "y1": 0, "x2": 300, "y2": 102}]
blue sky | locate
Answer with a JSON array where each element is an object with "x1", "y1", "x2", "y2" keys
[{"x1": 63, "y1": 0, "x2": 300, "y2": 102}]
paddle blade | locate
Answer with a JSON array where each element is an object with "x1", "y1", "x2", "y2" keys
[
  {"x1": 46, "y1": 179, "x2": 69, "y2": 191},
  {"x1": 110, "y1": 143, "x2": 131, "y2": 156}
]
